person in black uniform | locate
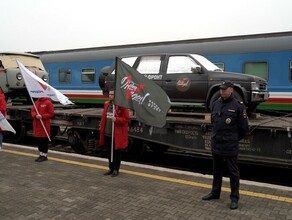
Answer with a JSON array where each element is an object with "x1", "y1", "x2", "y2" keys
[{"x1": 202, "y1": 81, "x2": 249, "y2": 210}]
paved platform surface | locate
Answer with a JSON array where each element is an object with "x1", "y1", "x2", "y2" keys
[{"x1": 0, "y1": 143, "x2": 291, "y2": 220}]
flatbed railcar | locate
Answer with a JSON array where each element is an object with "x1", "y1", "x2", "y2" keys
[
  {"x1": 5, "y1": 104, "x2": 292, "y2": 168},
  {"x1": 33, "y1": 31, "x2": 292, "y2": 112}
]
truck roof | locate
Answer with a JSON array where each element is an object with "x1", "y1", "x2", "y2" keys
[{"x1": 0, "y1": 52, "x2": 40, "y2": 58}]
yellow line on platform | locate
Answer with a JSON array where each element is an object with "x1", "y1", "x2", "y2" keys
[{"x1": 3, "y1": 148, "x2": 292, "y2": 204}]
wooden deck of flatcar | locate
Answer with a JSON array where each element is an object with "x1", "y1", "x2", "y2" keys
[
  {"x1": 52, "y1": 107, "x2": 292, "y2": 130},
  {"x1": 54, "y1": 107, "x2": 104, "y2": 117}
]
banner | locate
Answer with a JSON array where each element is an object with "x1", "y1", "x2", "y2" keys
[
  {"x1": 17, "y1": 61, "x2": 73, "y2": 105},
  {"x1": 0, "y1": 112, "x2": 16, "y2": 134},
  {"x1": 114, "y1": 58, "x2": 170, "y2": 128}
]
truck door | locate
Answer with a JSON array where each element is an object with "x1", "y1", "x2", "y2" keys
[
  {"x1": 161, "y1": 55, "x2": 208, "y2": 104},
  {"x1": 135, "y1": 55, "x2": 164, "y2": 86}
]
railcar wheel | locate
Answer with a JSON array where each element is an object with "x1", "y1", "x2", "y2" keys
[
  {"x1": 4, "y1": 121, "x2": 26, "y2": 144},
  {"x1": 67, "y1": 130, "x2": 87, "y2": 154},
  {"x1": 125, "y1": 138, "x2": 146, "y2": 159},
  {"x1": 50, "y1": 126, "x2": 60, "y2": 140},
  {"x1": 149, "y1": 143, "x2": 169, "y2": 154}
]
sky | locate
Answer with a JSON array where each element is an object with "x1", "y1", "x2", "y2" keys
[{"x1": 1, "y1": 0, "x2": 292, "y2": 53}]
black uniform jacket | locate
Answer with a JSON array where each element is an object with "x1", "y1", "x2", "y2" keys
[{"x1": 211, "y1": 94, "x2": 249, "y2": 156}]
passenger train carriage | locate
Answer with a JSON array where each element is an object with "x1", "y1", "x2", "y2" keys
[{"x1": 33, "y1": 31, "x2": 292, "y2": 112}]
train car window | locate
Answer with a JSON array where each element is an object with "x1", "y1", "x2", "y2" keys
[
  {"x1": 290, "y1": 61, "x2": 292, "y2": 81},
  {"x1": 213, "y1": 62, "x2": 224, "y2": 71},
  {"x1": 59, "y1": 68, "x2": 71, "y2": 83},
  {"x1": 167, "y1": 56, "x2": 196, "y2": 74},
  {"x1": 244, "y1": 62, "x2": 268, "y2": 80},
  {"x1": 137, "y1": 56, "x2": 161, "y2": 74},
  {"x1": 81, "y1": 68, "x2": 95, "y2": 83}
]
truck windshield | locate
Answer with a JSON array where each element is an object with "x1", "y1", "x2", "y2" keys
[
  {"x1": 191, "y1": 54, "x2": 223, "y2": 72},
  {"x1": 110, "y1": 56, "x2": 137, "y2": 75}
]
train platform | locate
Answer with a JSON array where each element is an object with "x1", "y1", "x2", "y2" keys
[{"x1": 0, "y1": 143, "x2": 291, "y2": 220}]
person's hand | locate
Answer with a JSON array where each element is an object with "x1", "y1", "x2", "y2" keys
[
  {"x1": 36, "y1": 114, "x2": 42, "y2": 119},
  {"x1": 111, "y1": 116, "x2": 116, "y2": 122}
]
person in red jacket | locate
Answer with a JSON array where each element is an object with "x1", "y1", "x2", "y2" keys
[
  {"x1": 0, "y1": 88, "x2": 7, "y2": 151},
  {"x1": 99, "y1": 90, "x2": 129, "y2": 177},
  {"x1": 31, "y1": 97, "x2": 54, "y2": 162}
]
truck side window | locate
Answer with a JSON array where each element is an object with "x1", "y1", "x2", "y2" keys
[
  {"x1": 137, "y1": 56, "x2": 161, "y2": 74},
  {"x1": 167, "y1": 56, "x2": 197, "y2": 74},
  {"x1": 213, "y1": 62, "x2": 225, "y2": 71}
]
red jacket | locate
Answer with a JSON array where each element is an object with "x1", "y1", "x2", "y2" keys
[
  {"x1": 0, "y1": 89, "x2": 6, "y2": 133},
  {"x1": 99, "y1": 101, "x2": 129, "y2": 150},
  {"x1": 31, "y1": 98, "x2": 54, "y2": 137}
]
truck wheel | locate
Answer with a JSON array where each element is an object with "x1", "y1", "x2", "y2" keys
[
  {"x1": 246, "y1": 103, "x2": 258, "y2": 115},
  {"x1": 209, "y1": 91, "x2": 220, "y2": 110},
  {"x1": 209, "y1": 90, "x2": 243, "y2": 110},
  {"x1": 233, "y1": 91, "x2": 243, "y2": 103}
]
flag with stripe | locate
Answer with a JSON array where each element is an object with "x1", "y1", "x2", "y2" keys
[
  {"x1": 0, "y1": 112, "x2": 16, "y2": 134},
  {"x1": 17, "y1": 61, "x2": 73, "y2": 105}
]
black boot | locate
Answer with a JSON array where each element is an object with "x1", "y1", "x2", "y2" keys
[
  {"x1": 230, "y1": 201, "x2": 238, "y2": 209},
  {"x1": 104, "y1": 170, "x2": 113, "y2": 175},
  {"x1": 111, "y1": 170, "x2": 119, "y2": 177},
  {"x1": 202, "y1": 192, "x2": 220, "y2": 200}
]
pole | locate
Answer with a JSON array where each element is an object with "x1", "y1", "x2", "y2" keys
[{"x1": 110, "y1": 104, "x2": 115, "y2": 163}]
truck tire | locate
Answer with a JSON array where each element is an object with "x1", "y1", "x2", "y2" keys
[{"x1": 209, "y1": 90, "x2": 243, "y2": 110}]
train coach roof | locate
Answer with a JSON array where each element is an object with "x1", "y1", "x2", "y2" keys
[{"x1": 32, "y1": 31, "x2": 292, "y2": 64}]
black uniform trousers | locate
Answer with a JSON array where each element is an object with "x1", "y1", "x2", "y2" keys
[
  {"x1": 104, "y1": 136, "x2": 122, "y2": 172},
  {"x1": 211, "y1": 154, "x2": 240, "y2": 202}
]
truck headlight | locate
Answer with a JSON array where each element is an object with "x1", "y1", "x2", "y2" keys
[
  {"x1": 251, "y1": 82, "x2": 260, "y2": 91},
  {"x1": 16, "y1": 73, "x2": 22, "y2": 80},
  {"x1": 42, "y1": 75, "x2": 49, "y2": 82}
]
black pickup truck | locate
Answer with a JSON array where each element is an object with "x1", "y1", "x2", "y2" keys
[{"x1": 99, "y1": 53, "x2": 269, "y2": 112}]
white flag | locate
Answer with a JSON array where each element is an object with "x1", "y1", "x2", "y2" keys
[
  {"x1": 0, "y1": 112, "x2": 16, "y2": 134},
  {"x1": 17, "y1": 61, "x2": 73, "y2": 105}
]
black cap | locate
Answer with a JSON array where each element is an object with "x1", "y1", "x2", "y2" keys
[{"x1": 220, "y1": 81, "x2": 234, "y2": 89}]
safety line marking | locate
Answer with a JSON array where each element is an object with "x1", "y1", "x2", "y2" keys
[{"x1": 3, "y1": 149, "x2": 292, "y2": 203}]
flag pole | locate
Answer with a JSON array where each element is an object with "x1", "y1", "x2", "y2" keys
[
  {"x1": 110, "y1": 104, "x2": 115, "y2": 163},
  {"x1": 111, "y1": 56, "x2": 119, "y2": 163},
  {"x1": 30, "y1": 96, "x2": 51, "y2": 142}
]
